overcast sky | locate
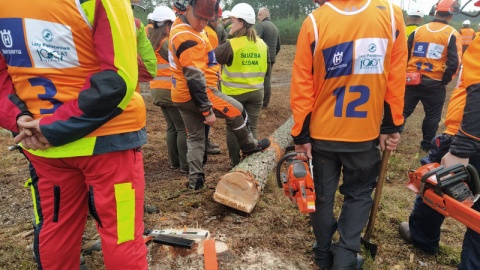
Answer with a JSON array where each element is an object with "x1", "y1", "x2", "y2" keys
[{"x1": 391, "y1": 0, "x2": 480, "y2": 13}]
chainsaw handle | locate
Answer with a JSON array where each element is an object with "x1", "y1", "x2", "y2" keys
[
  {"x1": 276, "y1": 152, "x2": 299, "y2": 188},
  {"x1": 276, "y1": 151, "x2": 313, "y2": 188},
  {"x1": 466, "y1": 164, "x2": 480, "y2": 203}
]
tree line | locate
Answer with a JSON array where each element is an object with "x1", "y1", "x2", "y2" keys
[
  {"x1": 133, "y1": 2, "x2": 480, "y2": 45},
  {"x1": 135, "y1": 0, "x2": 317, "y2": 20}
]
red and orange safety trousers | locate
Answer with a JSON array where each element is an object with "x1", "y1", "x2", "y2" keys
[{"x1": 25, "y1": 148, "x2": 147, "y2": 270}]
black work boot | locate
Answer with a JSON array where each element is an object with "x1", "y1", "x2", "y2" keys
[
  {"x1": 186, "y1": 174, "x2": 205, "y2": 190},
  {"x1": 208, "y1": 138, "x2": 220, "y2": 148},
  {"x1": 399, "y1": 222, "x2": 412, "y2": 243},
  {"x1": 206, "y1": 140, "x2": 221, "y2": 155},
  {"x1": 242, "y1": 138, "x2": 271, "y2": 156},
  {"x1": 398, "y1": 221, "x2": 438, "y2": 255}
]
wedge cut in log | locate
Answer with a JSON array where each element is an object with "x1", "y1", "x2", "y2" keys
[{"x1": 213, "y1": 117, "x2": 294, "y2": 213}]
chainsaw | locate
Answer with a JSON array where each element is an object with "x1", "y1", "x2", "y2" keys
[
  {"x1": 407, "y1": 163, "x2": 480, "y2": 234},
  {"x1": 276, "y1": 146, "x2": 316, "y2": 213}
]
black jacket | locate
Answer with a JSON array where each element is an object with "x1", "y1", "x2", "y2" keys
[{"x1": 255, "y1": 18, "x2": 280, "y2": 63}]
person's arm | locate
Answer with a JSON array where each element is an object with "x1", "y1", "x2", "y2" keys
[
  {"x1": 442, "y1": 31, "x2": 462, "y2": 85},
  {"x1": 290, "y1": 17, "x2": 315, "y2": 146},
  {"x1": 449, "y1": 37, "x2": 480, "y2": 158},
  {"x1": 28, "y1": 0, "x2": 138, "y2": 147},
  {"x1": 381, "y1": 4, "x2": 407, "y2": 135},
  {"x1": 255, "y1": 23, "x2": 265, "y2": 38},
  {"x1": 159, "y1": 39, "x2": 169, "y2": 62},
  {"x1": 135, "y1": 19, "x2": 157, "y2": 82},
  {"x1": 407, "y1": 30, "x2": 415, "y2": 62},
  {"x1": 0, "y1": 53, "x2": 27, "y2": 132},
  {"x1": 214, "y1": 40, "x2": 233, "y2": 66},
  {"x1": 173, "y1": 32, "x2": 211, "y2": 114}
]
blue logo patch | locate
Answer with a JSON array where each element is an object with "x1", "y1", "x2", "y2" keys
[
  {"x1": 323, "y1": 42, "x2": 353, "y2": 79},
  {"x1": 207, "y1": 50, "x2": 218, "y2": 67},
  {"x1": 413, "y1": 42, "x2": 429, "y2": 57},
  {"x1": 0, "y1": 18, "x2": 32, "y2": 68}
]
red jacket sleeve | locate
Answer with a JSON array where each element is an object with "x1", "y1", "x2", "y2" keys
[{"x1": 0, "y1": 53, "x2": 22, "y2": 132}]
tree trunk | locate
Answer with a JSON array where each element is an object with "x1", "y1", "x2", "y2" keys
[{"x1": 213, "y1": 117, "x2": 293, "y2": 213}]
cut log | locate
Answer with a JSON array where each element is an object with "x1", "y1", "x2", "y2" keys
[{"x1": 213, "y1": 117, "x2": 294, "y2": 213}]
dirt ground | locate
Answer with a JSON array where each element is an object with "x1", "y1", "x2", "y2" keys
[{"x1": 0, "y1": 45, "x2": 466, "y2": 270}]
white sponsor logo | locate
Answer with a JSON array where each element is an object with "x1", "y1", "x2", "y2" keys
[
  {"x1": 354, "y1": 38, "x2": 387, "y2": 75},
  {"x1": 25, "y1": 19, "x2": 79, "y2": 68},
  {"x1": 0, "y1": 29, "x2": 22, "y2": 55},
  {"x1": 333, "y1": 52, "x2": 343, "y2": 65},
  {"x1": 1, "y1": 29, "x2": 13, "y2": 48},
  {"x1": 327, "y1": 52, "x2": 348, "y2": 72},
  {"x1": 426, "y1": 43, "x2": 444, "y2": 60}
]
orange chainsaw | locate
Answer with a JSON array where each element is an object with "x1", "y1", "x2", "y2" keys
[
  {"x1": 276, "y1": 146, "x2": 316, "y2": 213},
  {"x1": 407, "y1": 163, "x2": 480, "y2": 234}
]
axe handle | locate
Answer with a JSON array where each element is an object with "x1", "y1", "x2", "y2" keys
[{"x1": 363, "y1": 149, "x2": 391, "y2": 241}]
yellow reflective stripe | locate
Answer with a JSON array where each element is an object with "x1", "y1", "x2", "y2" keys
[
  {"x1": 222, "y1": 81, "x2": 264, "y2": 89},
  {"x1": 103, "y1": 0, "x2": 138, "y2": 110},
  {"x1": 24, "y1": 178, "x2": 40, "y2": 225},
  {"x1": 223, "y1": 69, "x2": 266, "y2": 78},
  {"x1": 23, "y1": 178, "x2": 32, "y2": 188},
  {"x1": 114, "y1": 182, "x2": 135, "y2": 244},
  {"x1": 24, "y1": 137, "x2": 97, "y2": 158}
]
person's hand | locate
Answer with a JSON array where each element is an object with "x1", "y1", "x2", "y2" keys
[
  {"x1": 441, "y1": 152, "x2": 469, "y2": 168},
  {"x1": 379, "y1": 133, "x2": 400, "y2": 151},
  {"x1": 204, "y1": 113, "x2": 216, "y2": 126},
  {"x1": 15, "y1": 117, "x2": 51, "y2": 150},
  {"x1": 17, "y1": 115, "x2": 35, "y2": 136},
  {"x1": 295, "y1": 143, "x2": 312, "y2": 161}
]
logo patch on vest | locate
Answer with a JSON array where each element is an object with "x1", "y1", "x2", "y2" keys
[
  {"x1": 323, "y1": 41, "x2": 353, "y2": 79},
  {"x1": 0, "y1": 18, "x2": 32, "y2": 67},
  {"x1": 353, "y1": 38, "x2": 387, "y2": 75},
  {"x1": 24, "y1": 18, "x2": 79, "y2": 69},
  {"x1": 413, "y1": 42, "x2": 429, "y2": 57}
]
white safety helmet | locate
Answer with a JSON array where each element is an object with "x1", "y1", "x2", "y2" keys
[
  {"x1": 147, "y1": 13, "x2": 153, "y2": 21},
  {"x1": 229, "y1": 3, "x2": 256, "y2": 25},
  {"x1": 150, "y1": 6, "x2": 176, "y2": 23},
  {"x1": 222, "y1": 10, "x2": 231, "y2": 19},
  {"x1": 463, "y1": 20, "x2": 471, "y2": 25},
  {"x1": 407, "y1": 6, "x2": 425, "y2": 17}
]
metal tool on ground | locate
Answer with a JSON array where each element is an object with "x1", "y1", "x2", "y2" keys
[
  {"x1": 406, "y1": 162, "x2": 480, "y2": 234},
  {"x1": 361, "y1": 149, "x2": 391, "y2": 259},
  {"x1": 276, "y1": 146, "x2": 316, "y2": 214},
  {"x1": 146, "y1": 228, "x2": 209, "y2": 240},
  {"x1": 8, "y1": 144, "x2": 21, "y2": 151},
  {"x1": 152, "y1": 234, "x2": 195, "y2": 249}
]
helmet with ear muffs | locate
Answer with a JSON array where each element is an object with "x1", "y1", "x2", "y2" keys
[
  {"x1": 429, "y1": 0, "x2": 461, "y2": 16},
  {"x1": 173, "y1": 0, "x2": 187, "y2": 14},
  {"x1": 189, "y1": 0, "x2": 220, "y2": 21}
]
